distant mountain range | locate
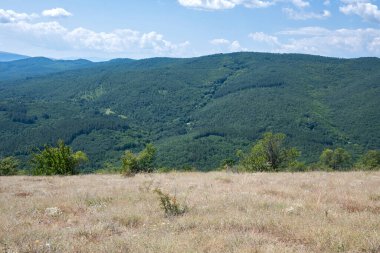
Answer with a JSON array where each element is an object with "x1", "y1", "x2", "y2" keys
[
  {"x1": 0, "y1": 52, "x2": 379, "y2": 171},
  {"x1": 0, "y1": 51, "x2": 29, "y2": 62},
  {"x1": 0, "y1": 57, "x2": 94, "y2": 80}
]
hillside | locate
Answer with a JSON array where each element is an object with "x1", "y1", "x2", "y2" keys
[
  {"x1": 0, "y1": 52, "x2": 379, "y2": 171},
  {"x1": 0, "y1": 57, "x2": 95, "y2": 80},
  {"x1": 0, "y1": 51, "x2": 29, "y2": 62}
]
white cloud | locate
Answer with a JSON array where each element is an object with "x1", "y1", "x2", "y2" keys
[
  {"x1": 210, "y1": 38, "x2": 231, "y2": 44},
  {"x1": 0, "y1": 9, "x2": 38, "y2": 23},
  {"x1": 244, "y1": 0, "x2": 275, "y2": 8},
  {"x1": 323, "y1": 0, "x2": 331, "y2": 5},
  {"x1": 230, "y1": 40, "x2": 245, "y2": 51},
  {"x1": 3, "y1": 21, "x2": 67, "y2": 35},
  {"x1": 290, "y1": 0, "x2": 309, "y2": 8},
  {"x1": 42, "y1": 8, "x2": 72, "y2": 18},
  {"x1": 0, "y1": 19, "x2": 189, "y2": 57},
  {"x1": 340, "y1": 0, "x2": 380, "y2": 22},
  {"x1": 249, "y1": 32, "x2": 280, "y2": 45},
  {"x1": 178, "y1": 0, "x2": 237, "y2": 10},
  {"x1": 283, "y1": 8, "x2": 331, "y2": 20},
  {"x1": 177, "y1": 0, "x2": 275, "y2": 10},
  {"x1": 278, "y1": 26, "x2": 330, "y2": 36},
  {"x1": 249, "y1": 27, "x2": 380, "y2": 57},
  {"x1": 177, "y1": 0, "x2": 316, "y2": 10},
  {"x1": 210, "y1": 38, "x2": 247, "y2": 51}
]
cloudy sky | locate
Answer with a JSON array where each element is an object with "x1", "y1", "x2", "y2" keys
[{"x1": 0, "y1": 0, "x2": 380, "y2": 60}]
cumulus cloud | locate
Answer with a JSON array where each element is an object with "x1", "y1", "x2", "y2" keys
[
  {"x1": 177, "y1": 0, "x2": 315, "y2": 10},
  {"x1": 210, "y1": 38, "x2": 247, "y2": 51},
  {"x1": 42, "y1": 8, "x2": 72, "y2": 18},
  {"x1": 0, "y1": 19, "x2": 189, "y2": 56},
  {"x1": 249, "y1": 32, "x2": 280, "y2": 45},
  {"x1": 249, "y1": 27, "x2": 380, "y2": 57},
  {"x1": 283, "y1": 8, "x2": 331, "y2": 20},
  {"x1": 339, "y1": 0, "x2": 380, "y2": 22},
  {"x1": 290, "y1": 0, "x2": 309, "y2": 8},
  {"x1": 0, "y1": 9, "x2": 38, "y2": 23},
  {"x1": 177, "y1": 0, "x2": 275, "y2": 10}
]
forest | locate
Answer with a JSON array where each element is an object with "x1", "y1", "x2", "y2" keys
[{"x1": 0, "y1": 52, "x2": 379, "y2": 172}]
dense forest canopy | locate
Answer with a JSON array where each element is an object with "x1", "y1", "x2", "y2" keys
[{"x1": 0, "y1": 52, "x2": 379, "y2": 171}]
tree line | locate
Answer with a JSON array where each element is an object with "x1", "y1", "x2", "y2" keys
[{"x1": 0, "y1": 132, "x2": 379, "y2": 176}]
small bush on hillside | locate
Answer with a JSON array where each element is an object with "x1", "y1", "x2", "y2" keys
[
  {"x1": 154, "y1": 188, "x2": 187, "y2": 217},
  {"x1": 121, "y1": 143, "x2": 156, "y2": 176},
  {"x1": 31, "y1": 140, "x2": 88, "y2": 175},
  {"x1": 319, "y1": 148, "x2": 351, "y2": 170},
  {"x1": 356, "y1": 150, "x2": 380, "y2": 170},
  {"x1": 0, "y1": 156, "x2": 19, "y2": 176}
]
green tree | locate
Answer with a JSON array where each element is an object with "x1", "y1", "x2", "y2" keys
[
  {"x1": 121, "y1": 143, "x2": 157, "y2": 175},
  {"x1": 31, "y1": 140, "x2": 88, "y2": 175},
  {"x1": 357, "y1": 150, "x2": 380, "y2": 169},
  {"x1": 319, "y1": 147, "x2": 351, "y2": 170},
  {"x1": 239, "y1": 132, "x2": 300, "y2": 171},
  {"x1": 0, "y1": 156, "x2": 19, "y2": 176}
]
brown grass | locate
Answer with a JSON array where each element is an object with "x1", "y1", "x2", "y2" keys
[{"x1": 1, "y1": 171, "x2": 379, "y2": 253}]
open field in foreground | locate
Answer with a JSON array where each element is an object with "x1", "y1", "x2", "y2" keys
[{"x1": 0, "y1": 172, "x2": 380, "y2": 253}]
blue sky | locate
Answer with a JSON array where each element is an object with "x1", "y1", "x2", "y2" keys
[{"x1": 0, "y1": 0, "x2": 380, "y2": 60}]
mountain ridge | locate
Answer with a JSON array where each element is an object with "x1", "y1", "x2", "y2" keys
[{"x1": 0, "y1": 52, "x2": 379, "y2": 171}]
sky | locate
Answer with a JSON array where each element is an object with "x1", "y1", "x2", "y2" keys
[{"x1": 0, "y1": 0, "x2": 380, "y2": 60}]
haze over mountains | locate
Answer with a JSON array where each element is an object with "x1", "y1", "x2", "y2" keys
[
  {"x1": 0, "y1": 52, "x2": 379, "y2": 171},
  {"x1": 0, "y1": 52, "x2": 29, "y2": 62}
]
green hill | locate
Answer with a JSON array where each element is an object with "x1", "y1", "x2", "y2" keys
[
  {"x1": 0, "y1": 57, "x2": 95, "y2": 80},
  {"x1": 0, "y1": 52, "x2": 379, "y2": 171}
]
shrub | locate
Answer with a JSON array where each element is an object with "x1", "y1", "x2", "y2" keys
[
  {"x1": 0, "y1": 156, "x2": 19, "y2": 176},
  {"x1": 121, "y1": 143, "x2": 156, "y2": 176},
  {"x1": 31, "y1": 140, "x2": 88, "y2": 175},
  {"x1": 238, "y1": 132, "x2": 301, "y2": 172},
  {"x1": 154, "y1": 188, "x2": 187, "y2": 217},
  {"x1": 357, "y1": 150, "x2": 380, "y2": 170},
  {"x1": 319, "y1": 148, "x2": 351, "y2": 170}
]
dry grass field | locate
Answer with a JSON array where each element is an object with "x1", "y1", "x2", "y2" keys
[{"x1": 0, "y1": 172, "x2": 379, "y2": 253}]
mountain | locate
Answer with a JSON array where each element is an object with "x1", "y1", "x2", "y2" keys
[
  {"x1": 0, "y1": 51, "x2": 29, "y2": 62},
  {"x1": 0, "y1": 57, "x2": 95, "y2": 81},
  {"x1": 0, "y1": 52, "x2": 379, "y2": 171}
]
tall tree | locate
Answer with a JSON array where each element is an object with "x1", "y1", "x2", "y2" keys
[{"x1": 239, "y1": 132, "x2": 300, "y2": 171}]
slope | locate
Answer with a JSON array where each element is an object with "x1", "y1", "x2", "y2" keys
[{"x1": 0, "y1": 52, "x2": 379, "y2": 170}]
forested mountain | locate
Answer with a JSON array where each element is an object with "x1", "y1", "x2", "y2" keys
[
  {"x1": 0, "y1": 51, "x2": 29, "y2": 62},
  {"x1": 0, "y1": 57, "x2": 94, "y2": 80},
  {"x1": 0, "y1": 52, "x2": 379, "y2": 171}
]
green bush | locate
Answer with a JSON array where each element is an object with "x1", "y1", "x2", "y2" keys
[
  {"x1": 121, "y1": 143, "x2": 156, "y2": 176},
  {"x1": 0, "y1": 156, "x2": 19, "y2": 176},
  {"x1": 238, "y1": 132, "x2": 301, "y2": 172},
  {"x1": 31, "y1": 140, "x2": 88, "y2": 175},
  {"x1": 154, "y1": 188, "x2": 187, "y2": 217},
  {"x1": 356, "y1": 150, "x2": 380, "y2": 170},
  {"x1": 319, "y1": 148, "x2": 351, "y2": 170}
]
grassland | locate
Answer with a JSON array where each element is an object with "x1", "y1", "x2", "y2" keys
[{"x1": 1, "y1": 172, "x2": 379, "y2": 252}]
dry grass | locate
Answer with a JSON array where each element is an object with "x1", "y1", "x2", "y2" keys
[{"x1": 0, "y1": 171, "x2": 379, "y2": 253}]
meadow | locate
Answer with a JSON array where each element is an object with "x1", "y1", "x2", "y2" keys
[{"x1": 1, "y1": 171, "x2": 379, "y2": 253}]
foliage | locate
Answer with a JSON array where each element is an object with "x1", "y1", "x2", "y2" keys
[
  {"x1": 31, "y1": 140, "x2": 88, "y2": 175},
  {"x1": 356, "y1": 150, "x2": 380, "y2": 170},
  {"x1": 0, "y1": 156, "x2": 19, "y2": 176},
  {"x1": 154, "y1": 188, "x2": 187, "y2": 217},
  {"x1": 0, "y1": 52, "x2": 379, "y2": 171},
  {"x1": 239, "y1": 132, "x2": 300, "y2": 171},
  {"x1": 319, "y1": 148, "x2": 351, "y2": 170},
  {"x1": 121, "y1": 143, "x2": 157, "y2": 176}
]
